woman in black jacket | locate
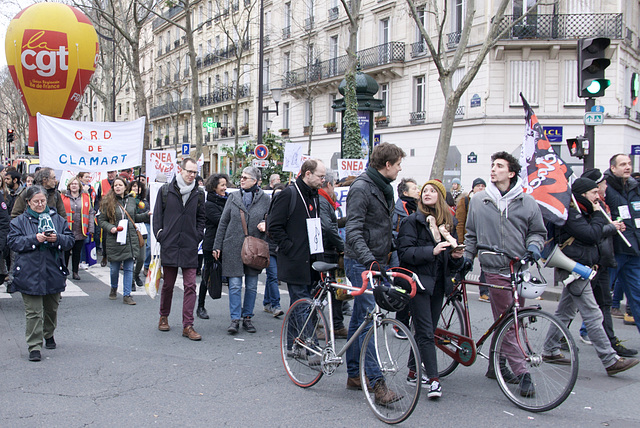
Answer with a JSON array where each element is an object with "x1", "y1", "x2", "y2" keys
[
  {"x1": 196, "y1": 173, "x2": 229, "y2": 319},
  {"x1": 547, "y1": 178, "x2": 639, "y2": 376},
  {"x1": 397, "y1": 180, "x2": 464, "y2": 399},
  {"x1": 8, "y1": 185, "x2": 74, "y2": 361}
]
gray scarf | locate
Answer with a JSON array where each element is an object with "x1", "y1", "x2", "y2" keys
[{"x1": 175, "y1": 173, "x2": 195, "y2": 205}]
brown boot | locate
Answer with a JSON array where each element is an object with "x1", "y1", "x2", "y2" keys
[
  {"x1": 158, "y1": 316, "x2": 170, "y2": 331},
  {"x1": 373, "y1": 379, "x2": 402, "y2": 405},
  {"x1": 346, "y1": 376, "x2": 373, "y2": 392},
  {"x1": 182, "y1": 325, "x2": 202, "y2": 341}
]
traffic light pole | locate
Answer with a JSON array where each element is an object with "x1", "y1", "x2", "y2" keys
[{"x1": 584, "y1": 98, "x2": 595, "y2": 170}]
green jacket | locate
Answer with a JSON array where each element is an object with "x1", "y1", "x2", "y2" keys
[{"x1": 99, "y1": 195, "x2": 150, "y2": 262}]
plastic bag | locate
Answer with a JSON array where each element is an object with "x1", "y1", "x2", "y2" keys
[{"x1": 145, "y1": 254, "x2": 162, "y2": 299}]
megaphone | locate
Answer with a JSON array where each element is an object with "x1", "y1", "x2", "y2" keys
[{"x1": 542, "y1": 245, "x2": 595, "y2": 281}]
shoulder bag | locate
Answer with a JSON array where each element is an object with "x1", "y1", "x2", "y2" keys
[
  {"x1": 119, "y1": 202, "x2": 145, "y2": 248},
  {"x1": 240, "y1": 210, "x2": 269, "y2": 270}
]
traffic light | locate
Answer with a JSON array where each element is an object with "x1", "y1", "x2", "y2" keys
[
  {"x1": 577, "y1": 37, "x2": 611, "y2": 98},
  {"x1": 567, "y1": 137, "x2": 589, "y2": 158},
  {"x1": 632, "y1": 72, "x2": 639, "y2": 106},
  {"x1": 6, "y1": 129, "x2": 14, "y2": 143}
]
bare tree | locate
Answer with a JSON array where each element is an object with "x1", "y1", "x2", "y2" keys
[
  {"x1": 339, "y1": 0, "x2": 362, "y2": 159},
  {"x1": 406, "y1": 0, "x2": 546, "y2": 179},
  {"x1": 0, "y1": 70, "x2": 29, "y2": 159}
]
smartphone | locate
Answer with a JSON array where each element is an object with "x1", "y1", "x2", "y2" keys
[
  {"x1": 454, "y1": 245, "x2": 465, "y2": 250},
  {"x1": 44, "y1": 230, "x2": 54, "y2": 237}
]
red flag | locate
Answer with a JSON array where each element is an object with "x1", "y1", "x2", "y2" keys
[{"x1": 518, "y1": 93, "x2": 573, "y2": 226}]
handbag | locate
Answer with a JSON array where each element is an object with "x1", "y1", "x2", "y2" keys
[
  {"x1": 145, "y1": 244, "x2": 162, "y2": 299},
  {"x1": 119, "y1": 202, "x2": 144, "y2": 248},
  {"x1": 240, "y1": 210, "x2": 269, "y2": 270},
  {"x1": 206, "y1": 259, "x2": 223, "y2": 299},
  {"x1": 84, "y1": 236, "x2": 97, "y2": 266}
]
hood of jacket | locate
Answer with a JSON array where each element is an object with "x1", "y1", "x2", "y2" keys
[{"x1": 484, "y1": 176, "x2": 525, "y2": 218}]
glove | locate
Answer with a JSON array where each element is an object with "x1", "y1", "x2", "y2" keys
[
  {"x1": 526, "y1": 244, "x2": 541, "y2": 262},
  {"x1": 463, "y1": 257, "x2": 474, "y2": 271}
]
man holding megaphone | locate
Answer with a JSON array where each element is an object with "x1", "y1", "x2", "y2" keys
[{"x1": 546, "y1": 177, "x2": 639, "y2": 376}]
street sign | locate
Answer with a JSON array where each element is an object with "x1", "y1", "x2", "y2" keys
[
  {"x1": 252, "y1": 159, "x2": 269, "y2": 168},
  {"x1": 591, "y1": 105, "x2": 605, "y2": 113},
  {"x1": 631, "y1": 145, "x2": 640, "y2": 156},
  {"x1": 254, "y1": 144, "x2": 269, "y2": 160},
  {"x1": 467, "y1": 152, "x2": 477, "y2": 163},
  {"x1": 182, "y1": 143, "x2": 190, "y2": 155},
  {"x1": 583, "y1": 112, "x2": 604, "y2": 126}
]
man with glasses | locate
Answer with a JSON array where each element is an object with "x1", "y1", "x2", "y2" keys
[{"x1": 153, "y1": 158, "x2": 205, "y2": 340}]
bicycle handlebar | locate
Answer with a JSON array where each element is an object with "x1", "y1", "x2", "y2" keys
[{"x1": 358, "y1": 270, "x2": 418, "y2": 298}]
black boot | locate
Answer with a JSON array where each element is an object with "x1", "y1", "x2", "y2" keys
[
  {"x1": 197, "y1": 306, "x2": 209, "y2": 319},
  {"x1": 134, "y1": 275, "x2": 143, "y2": 288}
]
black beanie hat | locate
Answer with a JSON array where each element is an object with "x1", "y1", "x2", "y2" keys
[
  {"x1": 572, "y1": 177, "x2": 598, "y2": 195},
  {"x1": 581, "y1": 168, "x2": 604, "y2": 184},
  {"x1": 472, "y1": 178, "x2": 486, "y2": 188}
]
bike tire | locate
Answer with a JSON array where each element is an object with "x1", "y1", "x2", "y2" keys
[
  {"x1": 280, "y1": 298, "x2": 328, "y2": 388},
  {"x1": 492, "y1": 309, "x2": 578, "y2": 412},
  {"x1": 436, "y1": 296, "x2": 467, "y2": 377},
  {"x1": 359, "y1": 318, "x2": 421, "y2": 424}
]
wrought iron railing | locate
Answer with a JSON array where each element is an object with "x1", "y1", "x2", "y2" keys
[
  {"x1": 410, "y1": 111, "x2": 426, "y2": 124},
  {"x1": 410, "y1": 41, "x2": 428, "y2": 58},
  {"x1": 283, "y1": 26, "x2": 291, "y2": 40},
  {"x1": 447, "y1": 32, "x2": 461, "y2": 48},
  {"x1": 198, "y1": 83, "x2": 251, "y2": 107},
  {"x1": 283, "y1": 42, "x2": 405, "y2": 88},
  {"x1": 497, "y1": 13, "x2": 623, "y2": 40},
  {"x1": 196, "y1": 40, "x2": 251, "y2": 69},
  {"x1": 153, "y1": 5, "x2": 183, "y2": 30},
  {"x1": 455, "y1": 106, "x2": 465, "y2": 119},
  {"x1": 150, "y1": 98, "x2": 192, "y2": 119}
]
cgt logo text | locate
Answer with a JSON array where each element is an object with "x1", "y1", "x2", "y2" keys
[{"x1": 21, "y1": 30, "x2": 68, "y2": 78}]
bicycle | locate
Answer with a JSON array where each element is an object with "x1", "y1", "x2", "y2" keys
[
  {"x1": 435, "y1": 248, "x2": 579, "y2": 412},
  {"x1": 280, "y1": 261, "x2": 421, "y2": 424}
]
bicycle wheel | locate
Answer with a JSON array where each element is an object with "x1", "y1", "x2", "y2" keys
[
  {"x1": 492, "y1": 309, "x2": 578, "y2": 412},
  {"x1": 360, "y1": 318, "x2": 421, "y2": 424},
  {"x1": 280, "y1": 298, "x2": 328, "y2": 388},
  {"x1": 436, "y1": 296, "x2": 467, "y2": 377}
]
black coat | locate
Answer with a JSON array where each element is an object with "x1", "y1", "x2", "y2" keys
[
  {"x1": 319, "y1": 194, "x2": 343, "y2": 262},
  {"x1": 267, "y1": 177, "x2": 320, "y2": 285},
  {"x1": 153, "y1": 178, "x2": 205, "y2": 268},
  {"x1": 202, "y1": 192, "x2": 227, "y2": 252},
  {"x1": 558, "y1": 204, "x2": 614, "y2": 267},
  {"x1": 604, "y1": 170, "x2": 640, "y2": 256},
  {"x1": 8, "y1": 209, "x2": 74, "y2": 295},
  {"x1": 0, "y1": 191, "x2": 11, "y2": 252},
  {"x1": 397, "y1": 211, "x2": 463, "y2": 296}
]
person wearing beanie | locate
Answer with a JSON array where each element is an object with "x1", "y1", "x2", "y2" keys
[
  {"x1": 455, "y1": 177, "x2": 488, "y2": 302},
  {"x1": 549, "y1": 175, "x2": 639, "y2": 376},
  {"x1": 575, "y1": 172, "x2": 638, "y2": 357},
  {"x1": 464, "y1": 151, "x2": 546, "y2": 395},
  {"x1": 445, "y1": 178, "x2": 463, "y2": 208}
]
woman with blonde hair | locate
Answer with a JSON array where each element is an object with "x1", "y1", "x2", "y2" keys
[
  {"x1": 98, "y1": 177, "x2": 149, "y2": 305},
  {"x1": 60, "y1": 176, "x2": 94, "y2": 280},
  {"x1": 397, "y1": 179, "x2": 464, "y2": 399}
]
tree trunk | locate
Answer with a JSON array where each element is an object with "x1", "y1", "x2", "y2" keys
[
  {"x1": 184, "y1": 2, "x2": 204, "y2": 160},
  {"x1": 430, "y1": 95, "x2": 461, "y2": 180}
]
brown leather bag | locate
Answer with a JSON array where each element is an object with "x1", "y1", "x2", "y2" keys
[
  {"x1": 119, "y1": 202, "x2": 145, "y2": 248},
  {"x1": 240, "y1": 210, "x2": 269, "y2": 270}
]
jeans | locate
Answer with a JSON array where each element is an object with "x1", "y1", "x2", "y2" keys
[
  {"x1": 610, "y1": 255, "x2": 640, "y2": 330},
  {"x1": 547, "y1": 272, "x2": 617, "y2": 367},
  {"x1": 110, "y1": 259, "x2": 134, "y2": 297},
  {"x1": 345, "y1": 257, "x2": 382, "y2": 384},
  {"x1": 228, "y1": 275, "x2": 258, "y2": 320},
  {"x1": 263, "y1": 255, "x2": 281, "y2": 308},
  {"x1": 160, "y1": 267, "x2": 197, "y2": 328},
  {"x1": 285, "y1": 282, "x2": 314, "y2": 350}
]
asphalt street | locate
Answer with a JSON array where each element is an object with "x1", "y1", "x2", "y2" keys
[{"x1": 0, "y1": 264, "x2": 639, "y2": 427}]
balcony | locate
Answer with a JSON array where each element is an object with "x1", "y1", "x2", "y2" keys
[
  {"x1": 283, "y1": 42, "x2": 405, "y2": 88},
  {"x1": 328, "y1": 7, "x2": 339, "y2": 22},
  {"x1": 410, "y1": 41, "x2": 427, "y2": 58},
  {"x1": 199, "y1": 83, "x2": 251, "y2": 107},
  {"x1": 305, "y1": 16, "x2": 315, "y2": 31},
  {"x1": 410, "y1": 111, "x2": 426, "y2": 124},
  {"x1": 447, "y1": 32, "x2": 461, "y2": 49},
  {"x1": 150, "y1": 98, "x2": 192, "y2": 119},
  {"x1": 174, "y1": 40, "x2": 180, "y2": 49},
  {"x1": 455, "y1": 106, "x2": 465, "y2": 120},
  {"x1": 152, "y1": 5, "x2": 183, "y2": 30},
  {"x1": 282, "y1": 26, "x2": 291, "y2": 40},
  {"x1": 497, "y1": 13, "x2": 623, "y2": 40}
]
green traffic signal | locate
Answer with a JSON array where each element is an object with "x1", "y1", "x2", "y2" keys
[{"x1": 585, "y1": 79, "x2": 611, "y2": 96}]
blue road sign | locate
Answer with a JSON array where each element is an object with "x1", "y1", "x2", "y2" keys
[
  {"x1": 591, "y1": 105, "x2": 605, "y2": 113},
  {"x1": 182, "y1": 143, "x2": 190, "y2": 155}
]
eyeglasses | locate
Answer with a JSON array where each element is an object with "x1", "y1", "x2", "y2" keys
[
  {"x1": 184, "y1": 169, "x2": 197, "y2": 175},
  {"x1": 313, "y1": 173, "x2": 326, "y2": 180},
  {"x1": 30, "y1": 200, "x2": 47, "y2": 206},
  {"x1": 240, "y1": 176, "x2": 255, "y2": 181}
]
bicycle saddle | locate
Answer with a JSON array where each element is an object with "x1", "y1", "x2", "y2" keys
[{"x1": 312, "y1": 261, "x2": 339, "y2": 272}]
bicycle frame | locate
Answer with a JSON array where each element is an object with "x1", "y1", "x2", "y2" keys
[{"x1": 435, "y1": 256, "x2": 541, "y2": 366}]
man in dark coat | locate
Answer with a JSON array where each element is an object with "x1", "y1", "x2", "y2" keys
[
  {"x1": 153, "y1": 158, "x2": 205, "y2": 341},
  {"x1": 267, "y1": 159, "x2": 326, "y2": 307},
  {"x1": 343, "y1": 142, "x2": 405, "y2": 404}
]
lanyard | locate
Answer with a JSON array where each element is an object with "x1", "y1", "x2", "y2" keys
[{"x1": 294, "y1": 182, "x2": 317, "y2": 219}]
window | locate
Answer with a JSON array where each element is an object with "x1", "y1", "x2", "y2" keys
[
  {"x1": 564, "y1": 60, "x2": 580, "y2": 105},
  {"x1": 244, "y1": 109, "x2": 249, "y2": 125},
  {"x1": 284, "y1": 3, "x2": 291, "y2": 28},
  {"x1": 283, "y1": 52, "x2": 291, "y2": 74},
  {"x1": 304, "y1": 100, "x2": 312, "y2": 126},
  {"x1": 330, "y1": 94, "x2": 337, "y2": 123},
  {"x1": 380, "y1": 83, "x2": 389, "y2": 116},
  {"x1": 379, "y1": 18, "x2": 389, "y2": 46},
  {"x1": 453, "y1": 0, "x2": 464, "y2": 33},
  {"x1": 414, "y1": 76, "x2": 426, "y2": 112},
  {"x1": 416, "y1": 7, "x2": 427, "y2": 41},
  {"x1": 452, "y1": 67, "x2": 464, "y2": 91},
  {"x1": 329, "y1": 36, "x2": 339, "y2": 75},
  {"x1": 510, "y1": 60, "x2": 539, "y2": 105},
  {"x1": 513, "y1": 0, "x2": 537, "y2": 16},
  {"x1": 199, "y1": 6, "x2": 203, "y2": 26},
  {"x1": 283, "y1": 102, "x2": 290, "y2": 128},
  {"x1": 263, "y1": 59, "x2": 270, "y2": 92}
]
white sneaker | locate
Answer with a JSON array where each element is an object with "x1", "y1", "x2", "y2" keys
[
  {"x1": 428, "y1": 380, "x2": 442, "y2": 399},
  {"x1": 79, "y1": 262, "x2": 89, "y2": 270}
]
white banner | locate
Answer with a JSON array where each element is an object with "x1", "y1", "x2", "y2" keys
[
  {"x1": 146, "y1": 149, "x2": 176, "y2": 182},
  {"x1": 37, "y1": 113, "x2": 145, "y2": 172},
  {"x1": 337, "y1": 158, "x2": 367, "y2": 180}
]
